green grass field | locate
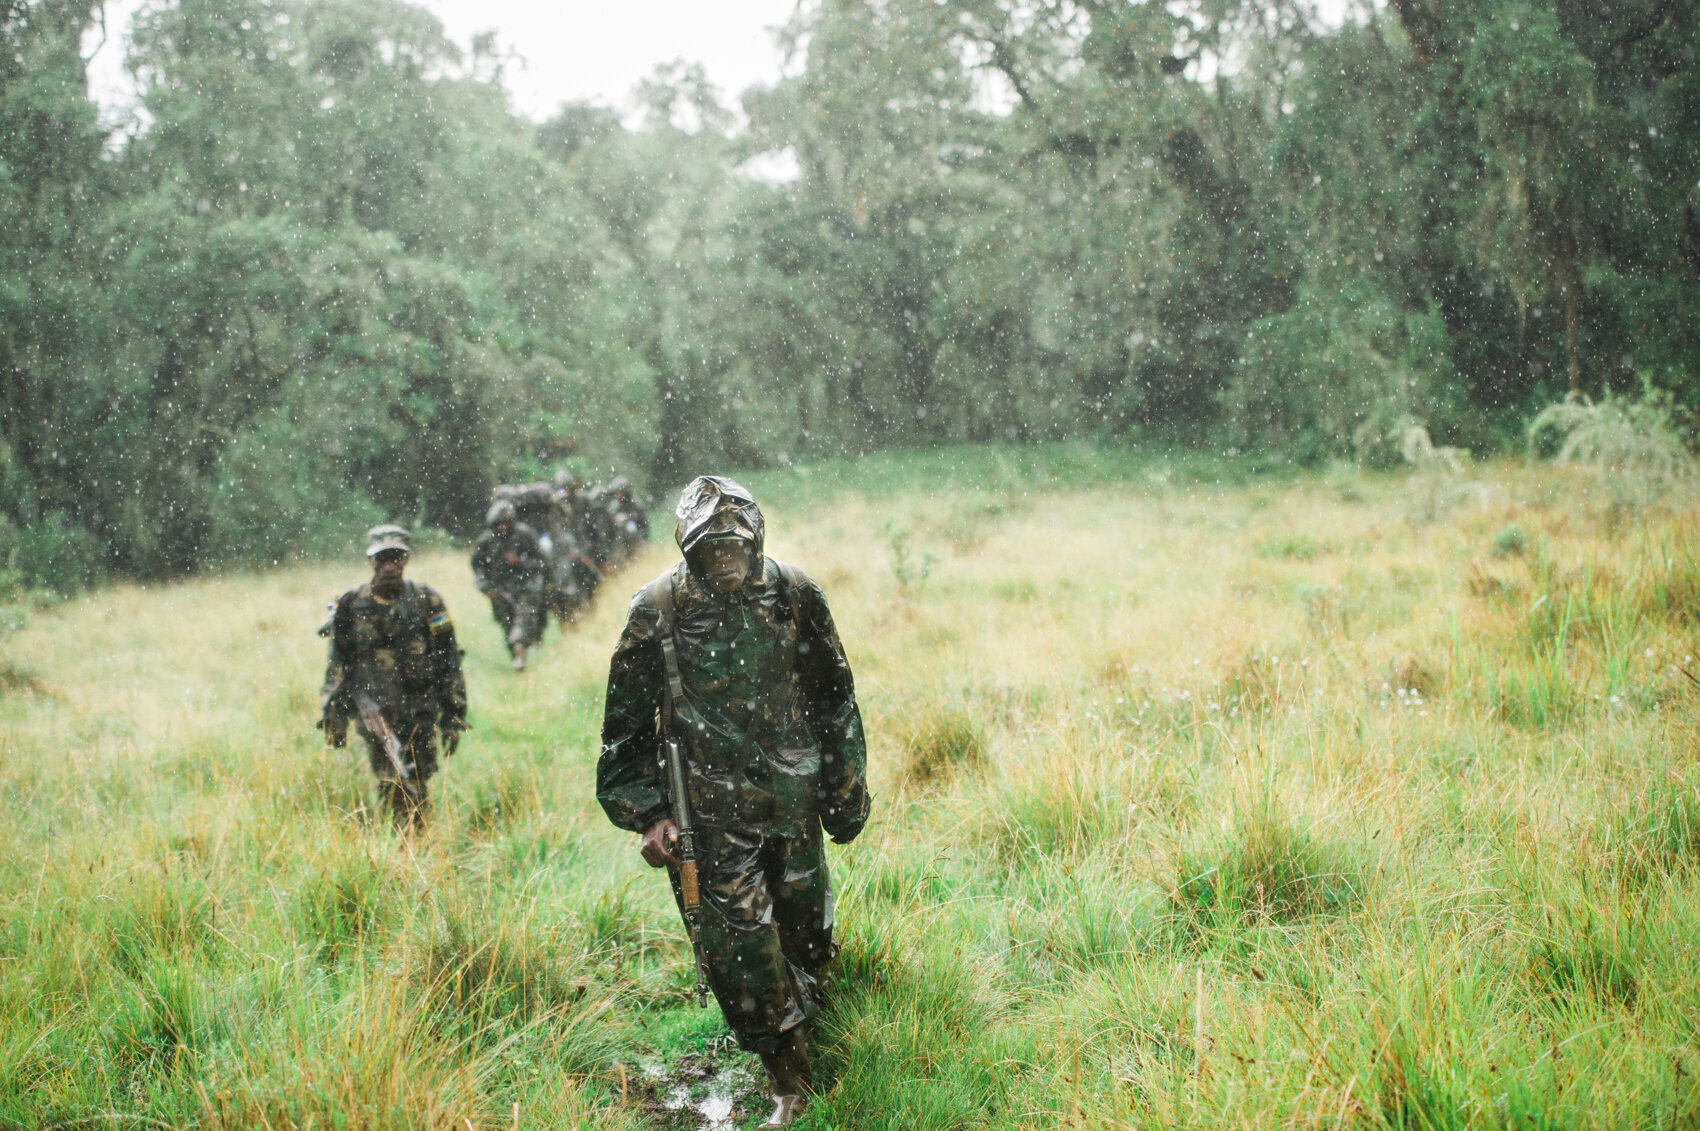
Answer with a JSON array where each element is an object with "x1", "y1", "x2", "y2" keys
[{"x1": 4, "y1": 445, "x2": 1700, "y2": 1129}]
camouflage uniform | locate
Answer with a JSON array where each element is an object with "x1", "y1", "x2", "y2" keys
[
  {"x1": 495, "y1": 481, "x2": 578, "y2": 622},
  {"x1": 320, "y1": 533, "x2": 467, "y2": 826},
  {"x1": 601, "y1": 475, "x2": 650, "y2": 566},
  {"x1": 578, "y1": 484, "x2": 620, "y2": 572},
  {"x1": 471, "y1": 505, "x2": 550, "y2": 661},
  {"x1": 597, "y1": 477, "x2": 869, "y2": 1056}
]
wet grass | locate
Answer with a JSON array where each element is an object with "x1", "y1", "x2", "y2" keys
[{"x1": 3, "y1": 448, "x2": 1700, "y2": 1127}]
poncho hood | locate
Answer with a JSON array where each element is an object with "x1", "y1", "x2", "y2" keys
[{"x1": 674, "y1": 475, "x2": 765, "y2": 557}]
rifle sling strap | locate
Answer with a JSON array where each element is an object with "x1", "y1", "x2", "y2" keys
[{"x1": 647, "y1": 575, "x2": 686, "y2": 734}]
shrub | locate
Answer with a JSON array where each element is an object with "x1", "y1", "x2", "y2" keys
[
  {"x1": 1527, "y1": 386, "x2": 1695, "y2": 512},
  {"x1": 1491, "y1": 524, "x2": 1528, "y2": 558},
  {"x1": 6, "y1": 510, "x2": 106, "y2": 593}
]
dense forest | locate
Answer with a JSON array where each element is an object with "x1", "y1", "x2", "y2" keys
[{"x1": 2, "y1": 0, "x2": 1696, "y2": 590}]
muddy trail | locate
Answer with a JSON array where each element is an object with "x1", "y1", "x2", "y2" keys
[{"x1": 625, "y1": 1045, "x2": 768, "y2": 1130}]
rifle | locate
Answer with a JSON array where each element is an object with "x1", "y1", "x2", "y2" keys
[
  {"x1": 353, "y1": 689, "x2": 413, "y2": 782},
  {"x1": 664, "y1": 729, "x2": 711, "y2": 1008},
  {"x1": 654, "y1": 579, "x2": 711, "y2": 1009}
]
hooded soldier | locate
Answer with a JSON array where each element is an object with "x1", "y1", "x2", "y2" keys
[
  {"x1": 319, "y1": 525, "x2": 468, "y2": 829},
  {"x1": 471, "y1": 499, "x2": 550, "y2": 670},
  {"x1": 596, "y1": 475, "x2": 870, "y2": 1127}
]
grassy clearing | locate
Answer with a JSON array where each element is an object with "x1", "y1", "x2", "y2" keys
[{"x1": 4, "y1": 445, "x2": 1700, "y2": 1128}]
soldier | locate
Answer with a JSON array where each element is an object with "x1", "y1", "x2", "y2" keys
[
  {"x1": 596, "y1": 476, "x2": 870, "y2": 1127},
  {"x1": 577, "y1": 479, "x2": 620, "y2": 573},
  {"x1": 471, "y1": 499, "x2": 549, "y2": 671},
  {"x1": 602, "y1": 475, "x2": 650, "y2": 565},
  {"x1": 318, "y1": 525, "x2": 468, "y2": 830},
  {"x1": 546, "y1": 470, "x2": 606, "y2": 622}
]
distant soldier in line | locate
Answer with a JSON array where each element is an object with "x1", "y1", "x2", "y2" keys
[
  {"x1": 495, "y1": 479, "x2": 580, "y2": 623},
  {"x1": 597, "y1": 476, "x2": 870, "y2": 1127},
  {"x1": 318, "y1": 525, "x2": 468, "y2": 830},
  {"x1": 601, "y1": 475, "x2": 650, "y2": 565},
  {"x1": 577, "y1": 478, "x2": 620, "y2": 573},
  {"x1": 471, "y1": 499, "x2": 549, "y2": 671},
  {"x1": 547, "y1": 469, "x2": 607, "y2": 621}
]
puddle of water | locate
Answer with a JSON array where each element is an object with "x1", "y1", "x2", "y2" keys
[{"x1": 641, "y1": 1054, "x2": 760, "y2": 1131}]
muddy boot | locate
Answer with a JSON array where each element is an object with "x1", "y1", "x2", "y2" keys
[
  {"x1": 510, "y1": 641, "x2": 526, "y2": 671},
  {"x1": 759, "y1": 1028, "x2": 810, "y2": 1127}
]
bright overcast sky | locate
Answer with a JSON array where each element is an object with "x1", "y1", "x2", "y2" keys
[{"x1": 88, "y1": 0, "x2": 805, "y2": 124}]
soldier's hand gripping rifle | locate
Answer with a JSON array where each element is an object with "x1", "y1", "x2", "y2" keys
[
  {"x1": 353, "y1": 689, "x2": 413, "y2": 782},
  {"x1": 659, "y1": 628, "x2": 712, "y2": 1009}
]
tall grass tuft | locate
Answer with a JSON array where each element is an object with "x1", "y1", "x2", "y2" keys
[
  {"x1": 1605, "y1": 773, "x2": 1700, "y2": 886},
  {"x1": 418, "y1": 906, "x2": 590, "y2": 1032},
  {"x1": 984, "y1": 749, "x2": 1129, "y2": 861},
  {"x1": 293, "y1": 854, "x2": 396, "y2": 962},
  {"x1": 1170, "y1": 799, "x2": 1365, "y2": 928},
  {"x1": 458, "y1": 758, "x2": 541, "y2": 837},
  {"x1": 1528, "y1": 931, "x2": 1640, "y2": 1011},
  {"x1": 107, "y1": 960, "x2": 223, "y2": 1076},
  {"x1": 1375, "y1": 1034, "x2": 1471, "y2": 1131},
  {"x1": 891, "y1": 698, "x2": 986, "y2": 790},
  {"x1": 104, "y1": 866, "x2": 220, "y2": 977}
]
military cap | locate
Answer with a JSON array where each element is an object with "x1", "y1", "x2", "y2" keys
[{"x1": 364, "y1": 524, "x2": 412, "y2": 557}]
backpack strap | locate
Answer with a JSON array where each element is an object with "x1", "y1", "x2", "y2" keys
[
  {"x1": 642, "y1": 574, "x2": 686, "y2": 734},
  {"x1": 776, "y1": 561, "x2": 808, "y2": 631}
]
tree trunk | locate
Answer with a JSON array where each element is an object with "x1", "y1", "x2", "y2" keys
[{"x1": 1560, "y1": 256, "x2": 1583, "y2": 396}]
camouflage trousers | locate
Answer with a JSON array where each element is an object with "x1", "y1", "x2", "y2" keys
[
  {"x1": 670, "y1": 823, "x2": 836, "y2": 1055},
  {"x1": 360, "y1": 720, "x2": 438, "y2": 829},
  {"x1": 489, "y1": 588, "x2": 546, "y2": 650}
]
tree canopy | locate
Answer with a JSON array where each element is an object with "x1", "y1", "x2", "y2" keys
[{"x1": 2, "y1": 0, "x2": 1695, "y2": 589}]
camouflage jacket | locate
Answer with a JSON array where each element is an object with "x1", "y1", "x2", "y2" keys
[
  {"x1": 597, "y1": 558, "x2": 870, "y2": 841},
  {"x1": 471, "y1": 523, "x2": 549, "y2": 596},
  {"x1": 320, "y1": 579, "x2": 467, "y2": 728}
]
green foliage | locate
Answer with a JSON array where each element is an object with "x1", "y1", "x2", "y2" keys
[
  {"x1": 5, "y1": 0, "x2": 1698, "y2": 590},
  {"x1": 1225, "y1": 285, "x2": 1464, "y2": 466},
  {"x1": 1491, "y1": 524, "x2": 1529, "y2": 558},
  {"x1": 1528, "y1": 386, "x2": 1696, "y2": 510},
  {"x1": 884, "y1": 521, "x2": 938, "y2": 600}
]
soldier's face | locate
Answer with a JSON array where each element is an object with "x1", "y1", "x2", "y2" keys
[
  {"x1": 371, "y1": 550, "x2": 408, "y2": 593},
  {"x1": 696, "y1": 538, "x2": 751, "y2": 593}
]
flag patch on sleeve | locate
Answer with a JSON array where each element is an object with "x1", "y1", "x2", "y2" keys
[{"x1": 429, "y1": 611, "x2": 452, "y2": 634}]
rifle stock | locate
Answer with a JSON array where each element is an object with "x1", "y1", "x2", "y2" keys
[{"x1": 664, "y1": 734, "x2": 711, "y2": 1008}]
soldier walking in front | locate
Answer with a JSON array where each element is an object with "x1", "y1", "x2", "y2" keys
[
  {"x1": 472, "y1": 499, "x2": 550, "y2": 670},
  {"x1": 319, "y1": 525, "x2": 468, "y2": 830},
  {"x1": 597, "y1": 476, "x2": 870, "y2": 1127}
]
